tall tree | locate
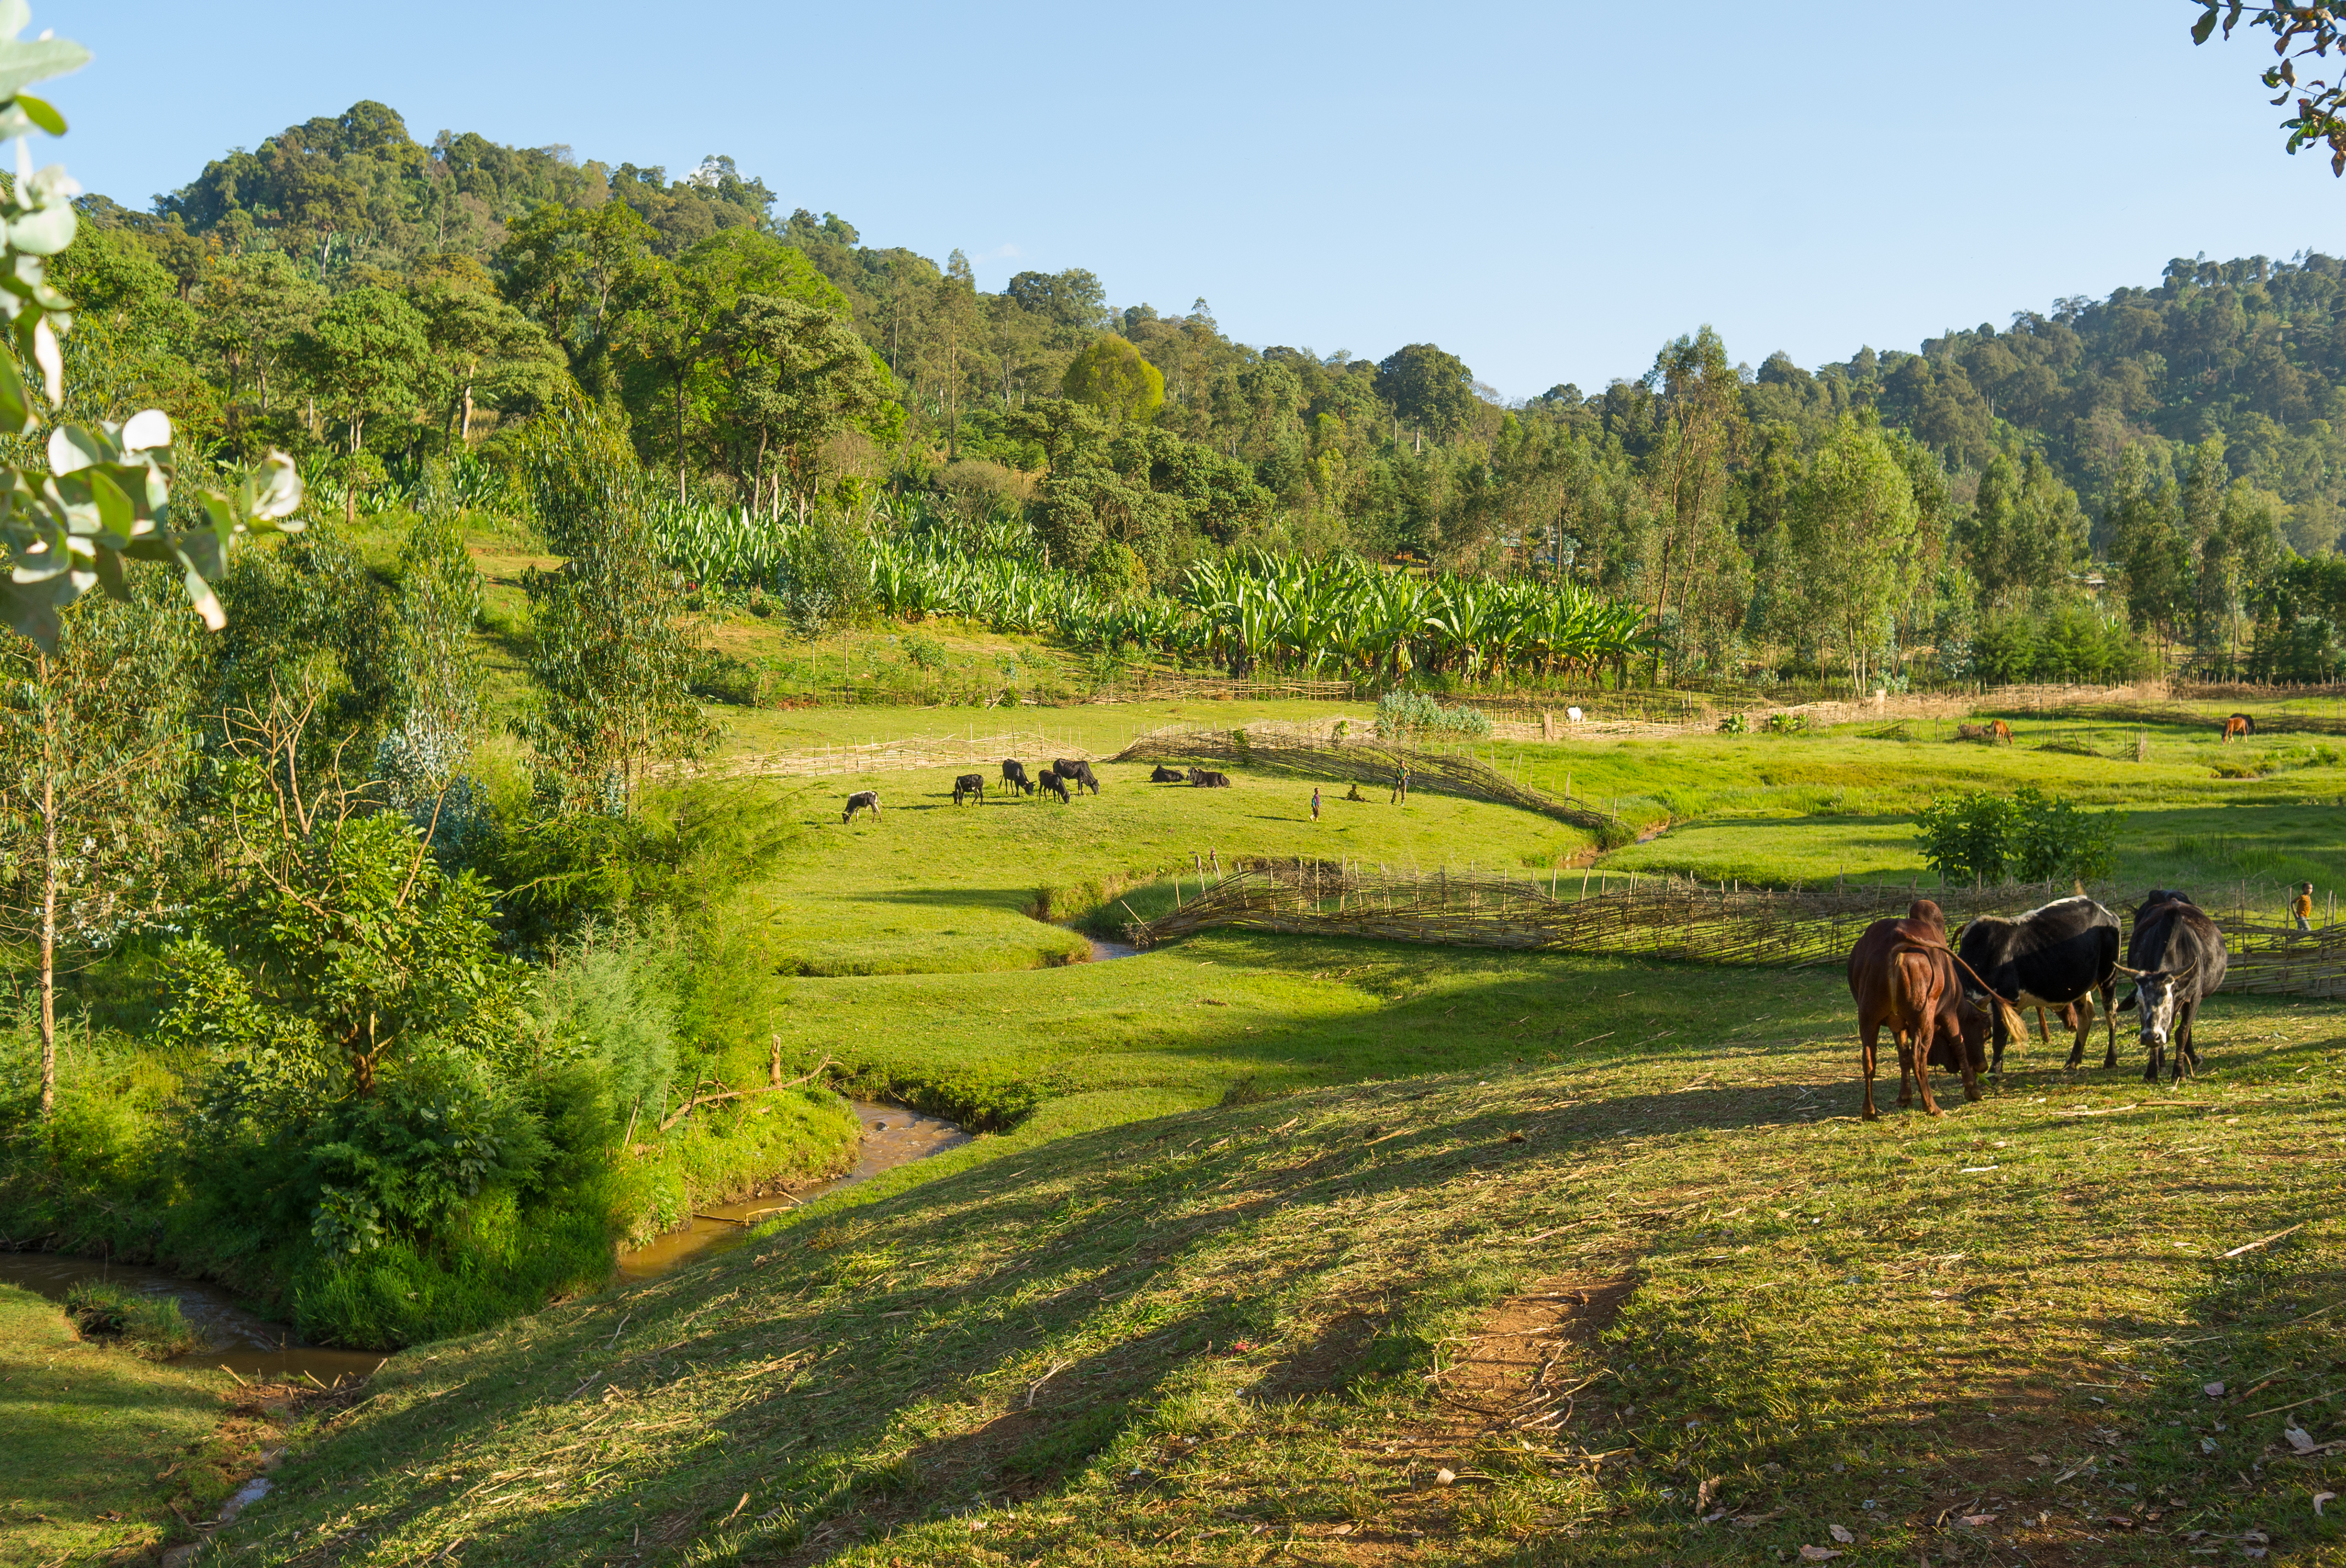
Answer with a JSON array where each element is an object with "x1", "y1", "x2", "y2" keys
[
  {"x1": 1374, "y1": 343, "x2": 1476, "y2": 445},
  {"x1": 1789, "y1": 416, "x2": 1921, "y2": 691},
  {"x1": 714, "y1": 294, "x2": 895, "y2": 516},
  {"x1": 289, "y1": 285, "x2": 432, "y2": 520},
  {"x1": 0, "y1": 575, "x2": 196, "y2": 1116},
  {"x1": 1644, "y1": 327, "x2": 1745, "y2": 681},
  {"x1": 1061, "y1": 334, "x2": 1165, "y2": 425}
]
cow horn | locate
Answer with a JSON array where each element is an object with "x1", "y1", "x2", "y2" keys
[{"x1": 2110, "y1": 963, "x2": 2144, "y2": 977}]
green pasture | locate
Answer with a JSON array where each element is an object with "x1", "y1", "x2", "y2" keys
[
  {"x1": 742, "y1": 763, "x2": 1580, "y2": 978},
  {"x1": 0, "y1": 1285, "x2": 258, "y2": 1565},
  {"x1": 202, "y1": 973, "x2": 2346, "y2": 1567}
]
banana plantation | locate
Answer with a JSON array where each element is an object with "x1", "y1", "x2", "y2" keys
[{"x1": 647, "y1": 499, "x2": 1650, "y2": 686}]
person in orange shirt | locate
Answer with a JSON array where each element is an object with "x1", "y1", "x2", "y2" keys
[{"x1": 2292, "y1": 882, "x2": 2315, "y2": 933}]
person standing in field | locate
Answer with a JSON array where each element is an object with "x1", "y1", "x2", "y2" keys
[
  {"x1": 2293, "y1": 882, "x2": 2315, "y2": 932},
  {"x1": 1390, "y1": 763, "x2": 1409, "y2": 804},
  {"x1": 1310, "y1": 787, "x2": 1321, "y2": 821}
]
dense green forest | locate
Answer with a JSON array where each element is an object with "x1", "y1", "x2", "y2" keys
[{"x1": 50, "y1": 98, "x2": 2346, "y2": 687}]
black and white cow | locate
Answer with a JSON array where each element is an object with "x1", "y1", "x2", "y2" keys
[
  {"x1": 2116, "y1": 890, "x2": 2229, "y2": 1083},
  {"x1": 842, "y1": 790, "x2": 881, "y2": 823},
  {"x1": 1954, "y1": 894, "x2": 2120, "y2": 1073},
  {"x1": 952, "y1": 772, "x2": 986, "y2": 805},
  {"x1": 1001, "y1": 759, "x2": 1033, "y2": 794},
  {"x1": 1052, "y1": 758, "x2": 1100, "y2": 796}
]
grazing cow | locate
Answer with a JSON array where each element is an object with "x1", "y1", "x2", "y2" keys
[
  {"x1": 1052, "y1": 758, "x2": 1100, "y2": 796},
  {"x1": 952, "y1": 772, "x2": 985, "y2": 806},
  {"x1": 1149, "y1": 764, "x2": 1186, "y2": 783},
  {"x1": 1001, "y1": 759, "x2": 1032, "y2": 793},
  {"x1": 1954, "y1": 895, "x2": 2120, "y2": 1073},
  {"x1": 2116, "y1": 891, "x2": 2230, "y2": 1083},
  {"x1": 2220, "y1": 713, "x2": 2254, "y2": 743},
  {"x1": 1036, "y1": 768, "x2": 1071, "y2": 803},
  {"x1": 1192, "y1": 769, "x2": 1233, "y2": 788},
  {"x1": 1986, "y1": 719, "x2": 2013, "y2": 744},
  {"x1": 1847, "y1": 899, "x2": 1993, "y2": 1118},
  {"x1": 842, "y1": 790, "x2": 881, "y2": 823}
]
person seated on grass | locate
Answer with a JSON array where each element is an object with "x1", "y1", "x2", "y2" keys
[{"x1": 2293, "y1": 881, "x2": 2316, "y2": 933}]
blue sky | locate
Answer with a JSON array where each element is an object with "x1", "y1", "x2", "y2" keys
[{"x1": 32, "y1": 2, "x2": 2341, "y2": 399}]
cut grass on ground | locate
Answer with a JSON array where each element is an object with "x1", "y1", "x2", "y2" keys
[{"x1": 207, "y1": 964, "x2": 2346, "y2": 1567}]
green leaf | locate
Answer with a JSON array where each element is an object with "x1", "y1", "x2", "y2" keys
[
  {"x1": 0, "y1": 340, "x2": 29, "y2": 435},
  {"x1": 86, "y1": 466, "x2": 133, "y2": 544},
  {"x1": 11, "y1": 89, "x2": 60, "y2": 133},
  {"x1": 0, "y1": 36, "x2": 88, "y2": 102},
  {"x1": 2192, "y1": 8, "x2": 2220, "y2": 45}
]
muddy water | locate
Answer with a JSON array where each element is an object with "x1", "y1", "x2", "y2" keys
[
  {"x1": 0, "y1": 1101, "x2": 968, "y2": 1377},
  {"x1": 614, "y1": 1101, "x2": 969, "y2": 1281},
  {"x1": 0, "y1": 1251, "x2": 387, "y2": 1384}
]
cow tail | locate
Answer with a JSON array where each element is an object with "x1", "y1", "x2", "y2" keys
[{"x1": 1996, "y1": 997, "x2": 2026, "y2": 1044}]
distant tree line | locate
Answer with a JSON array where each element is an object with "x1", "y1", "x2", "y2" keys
[{"x1": 62, "y1": 99, "x2": 2346, "y2": 685}]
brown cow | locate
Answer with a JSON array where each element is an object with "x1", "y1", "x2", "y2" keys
[
  {"x1": 1847, "y1": 899, "x2": 1993, "y2": 1119},
  {"x1": 1952, "y1": 720, "x2": 2012, "y2": 744},
  {"x1": 2220, "y1": 713, "x2": 2253, "y2": 743}
]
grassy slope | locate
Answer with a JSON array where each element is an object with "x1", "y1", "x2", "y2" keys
[
  {"x1": 0, "y1": 1285, "x2": 260, "y2": 1565},
  {"x1": 209, "y1": 973, "x2": 2345, "y2": 1566}
]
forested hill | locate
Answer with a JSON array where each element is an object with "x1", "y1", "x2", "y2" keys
[{"x1": 62, "y1": 99, "x2": 2346, "y2": 684}]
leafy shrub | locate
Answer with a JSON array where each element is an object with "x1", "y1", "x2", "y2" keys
[
  {"x1": 1763, "y1": 711, "x2": 1811, "y2": 734},
  {"x1": 775, "y1": 512, "x2": 874, "y2": 634},
  {"x1": 1914, "y1": 786, "x2": 2119, "y2": 886},
  {"x1": 1375, "y1": 690, "x2": 1493, "y2": 738},
  {"x1": 689, "y1": 649, "x2": 764, "y2": 706},
  {"x1": 1717, "y1": 712, "x2": 1749, "y2": 733}
]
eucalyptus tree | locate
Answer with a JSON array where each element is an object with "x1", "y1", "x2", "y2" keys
[
  {"x1": 1788, "y1": 415, "x2": 1921, "y2": 691},
  {"x1": 713, "y1": 293, "x2": 893, "y2": 516},
  {"x1": 1, "y1": 572, "x2": 197, "y2": 1116},
  {"x1": 199, "y1": 250, "x2": 327, "y2": 455},
  {"x1": 1643, "y1": 327, "x2": 1745, "y2": 682},
  {"x1": 0, "y1": 7, "x2": 305, "y2": 654},
  {"x1": 409, "y1": 261, "x2": 562, "y2": 446}
]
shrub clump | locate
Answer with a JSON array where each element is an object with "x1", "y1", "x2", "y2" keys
[
  {"x1": 1375, "y1": 690, "x2": 1493, "y2": 739},
  {"x1": 1913, "y1": 785, "x2": 2119, "y2": 887}
]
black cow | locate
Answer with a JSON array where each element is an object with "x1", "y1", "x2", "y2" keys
[
  {"x1": 1954, "y1": 895, "x2": 2120, "y2": 1073},
  {"x1": 1001, "y1": 759, "x2": 1033, "y2": 794},
  {"x1": 1192, "y1": 769, "x2": 1233, "y2": 788},
  {"x1": 2116, "y1": 890, "x2": 2229, "y2": 1083},
  {"x1": 1052, "y1": 758, "x2": 1099, "y2": 796},
  {"x1": 952, "y1": 772, "x2": 985, "y2": 806},
  {"x1": 1036, "y1": 767, "x2": 1071, "y2": 803},
  {"x1": 1149, "y1": 764, "x2": 1186, "y2": 783},
  {"x1": 842, "y1": 790, "x2": 881, "y2": 823}
]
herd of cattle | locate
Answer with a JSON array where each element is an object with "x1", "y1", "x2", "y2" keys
[
  {"x1": 1848, "y1": 889, "x2": 2229, "y2": 1118},
  {"x1": 1953, "y1": 712, "x2": 2258, "y2": 746},
  {"x1": 840, "y1": 758, "x2": 1233, "y2": 820}
]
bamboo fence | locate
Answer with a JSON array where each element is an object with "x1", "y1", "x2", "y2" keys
[
  {"x1": 1109, "y1": 727, "x2": 1614, "y2": 831},
  {"x1": 1126, "y1": 863, "x2": 2346, "y2": 998}
]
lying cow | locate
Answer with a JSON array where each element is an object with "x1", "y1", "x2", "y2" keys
[
  {"x1": 842, "y1": 790, "x2": 881, "y2": 823},
  {"x1": 1052, "y1": 758, "x2": 1100, "y2": 796},
  {"x1": 2116, "y1": 890, "x2": 2229, "y2": 1082},
  {"x1": 1191, "y1": 769, "x2": 1233, "y2": 788},
  {"x1": 1149, "y1": 764, "x2": 1186, "y2": 783},
  {"x1": 1953, "y1": 720, "x2": 2013, "y2": 745},
  {"x1": 952, "y1": 772, "x2": 985, "y2": 805},
  {"x1": 1955, "y1": 894, "x2": 2119, "y2": 1073},
  {"x1": 1001, "y1": 759, "x2": 1034, "y2": 794},
  {"x1": 1036, "y1": 767, "x2": 1071, "y2": 803},
  {"x1": 1847, "y1": 899, "x2": 1994, "y2": 1118}
]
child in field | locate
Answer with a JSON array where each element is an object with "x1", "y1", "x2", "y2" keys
[
  {"x1": 2293, "y1": 882, "x2": 2315, "y2": 932},
  {"x1": 1310, "y1": 787, "x2": 1321, "y2": 821}
]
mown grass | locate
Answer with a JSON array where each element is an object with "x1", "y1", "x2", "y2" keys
[
  {"x1": 0, "y1": 1284, "x2": 264, "y2": 1565},
  {"x1": 203, "y1": 955, "x2": 2345, "y2": 1566}
]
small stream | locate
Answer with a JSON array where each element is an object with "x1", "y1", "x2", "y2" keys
[
  {"x1": 615, "y1": 1101, "x2": 969, "y2": 1280},
  {"x1": 0, "y1": 1100, "x2": 969, "y2": 1380}
]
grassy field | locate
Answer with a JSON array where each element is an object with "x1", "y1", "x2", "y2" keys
[
  {"x1": 200, "y1": 975, "x2": 2345, "y2": 1566},
  {"x1": 0, "y1": 1284, "x2": 270, "y2": 1565},
  {"x1": 32, "y1": 519, "x2": 2346, "y2": 1562}
]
